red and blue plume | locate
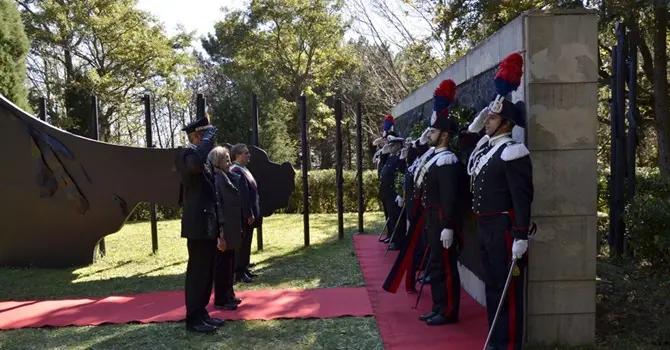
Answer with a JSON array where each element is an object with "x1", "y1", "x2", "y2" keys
[
  {"x1": 383, "y1": 114, "x2": 394, "y2": 131},
  {"x1": 432, "y1": 79, "x2": 456, "y2": 113},
  {"x1": 494, "y1": 52, "x2": 523, "y2": 96}
]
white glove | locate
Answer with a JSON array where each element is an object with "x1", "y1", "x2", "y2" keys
[
  {"x1": 395, "y1": 195, "x2": 403, "y2": 207},
  {"x1": 511, "y1": 239, "x2": 528, "y2": 259},
  {"x1": 372, "y1": 137, "x2": 385, "y2": 146},
  {"x1": 399, "y1": 147, "x2": 409, "y2": 160},
  {"x1": 419, "y1": 128, "x2": 431, "y2": 145},
  {"x1": 468, "y1": 107, "x2": 489, "y2": 133},
  {"x1": 381, "y1": 144, "x2": 391, "y2": 154},
  {"x1": 440, "y1": 229, "x2": 454, "y2": 249}
]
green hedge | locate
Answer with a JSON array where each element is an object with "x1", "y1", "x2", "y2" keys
[
  {"x1": 127, "y1": 169, "x2": 383, "y2": 222},
  {"x1": 623, "y1": 168, "x2": 670, "y2": 266},
  {"x1": 280, "y1": 169, "x2": 382, "y2": 214}
]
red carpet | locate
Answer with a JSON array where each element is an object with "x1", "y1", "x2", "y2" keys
[
  {"x1": 0, "y1": 288, "x2": 373, "y2": 330},
  {"x1": 354, "y1": 234, "x2": 488, "y2": 350}
]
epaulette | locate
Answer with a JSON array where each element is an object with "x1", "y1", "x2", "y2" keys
[
  {"x1": 436, "y1": 151, "x2": 459, "y2": 166},
  {"x1": 501, "y1": 142, "x2": 530, "y2": 161}
]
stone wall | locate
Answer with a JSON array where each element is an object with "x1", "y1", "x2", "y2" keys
[{"x1": 391, "y1": 9, "x2": 598, "y2": 346}]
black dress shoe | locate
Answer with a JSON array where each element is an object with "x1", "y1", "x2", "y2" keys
[
  {"x1": 388, "y1": 243, "x2": 399, "y2": 250},
  {"x1": 425, "y1": 314, "x2": 459, "y2": 326},
  {"x1": 230, "y1": 297, "x2": 242, "y2": 305},
  {"x1": 186, "y1": 320, "x2": 217, "y2": 333},
  {"x1": 245, "y1": 270, "x2": 258, "y2": 278},
  {"x1": 419, "y1": 311, "x2": 437, "y2": 321},
  {"x1": 382, "y1": 237, "x2": 391, "y2": 244},
  {"x1": 215, "y1": 302, "x2": 238, "y2": 311},
  {"x1": 235, "y1": 273, "x2": 254, "y2": 283},
  {"x1": 204, "y1": 317, "x2": 225, "y2": 327}
]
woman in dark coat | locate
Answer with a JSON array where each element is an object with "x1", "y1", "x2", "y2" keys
[{"x1": 208, "y1": 146, "x2": 247, "y2": 310}]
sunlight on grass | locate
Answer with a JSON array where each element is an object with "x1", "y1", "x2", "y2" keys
[
  {"x1": 0, "y1": 318, "x2": 384, "y2": 350},
  {"x1": 0, "y1": 212, "x2": 385, "y2": 300}
]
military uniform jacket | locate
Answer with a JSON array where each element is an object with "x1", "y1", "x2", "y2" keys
[
  {"x1": 419, "y1": 148, "x2": 462, "y2": 231},
  {"x1": 175, "y1": 128, "x2": 219, "y2": 240},
  {"x1": 376, "y1": 152, "x2": 389, "y2": 179},
  {"x1": 379, "y1": 153, "x2": 402, "y2": 201},
  {"x1": 468, "y1": 133, "x2": 534, "y2": 239}
]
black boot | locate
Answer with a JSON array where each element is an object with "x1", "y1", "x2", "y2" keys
[
  {"x1": 419, "y1": 311, "x2": 437, "y2": 321},
  {"x1": 425, "y1": 314, "x2": 459, "y2": 326}
]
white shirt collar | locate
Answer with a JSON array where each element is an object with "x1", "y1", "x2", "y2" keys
[
  {"x1": 435, "y1": 146, "x2": 448, "y2": 153},
  {"x1": 489, "y1": 132, "x2": 512, "y2": 146}
]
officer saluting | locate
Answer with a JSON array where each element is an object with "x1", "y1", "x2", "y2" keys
[
  {"x1": 175, "y1": 114, "x2": 225, "y2": 333},
  {"x1": 378, "y1": 132, "x2": 406, "y2": 249},
  {"x1": 467, "y1": 52, "x2": 534, "y2": 350},
  {"x1": 416, "y1": 79, "x2": 463, "y2": 326}
]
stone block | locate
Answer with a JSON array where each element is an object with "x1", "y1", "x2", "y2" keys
[
  {"x1": 528, "y1": 215, "x2": 597, "y2": 281},
  {"x1": 527, "y1": 83, "x2": 598, "y2": 151},
  {"x1": 527, "y1": 313, "x2": 596, "y2": 345},
  {"x1": 530, "y1": 149, "x2": 598, "y2": 217},
  {"x1": 528, "y1": 280, "x2": 596, "y2": 315},
  {"x1": 525, "y1": 14, "x2": 598, "y2": 84}
]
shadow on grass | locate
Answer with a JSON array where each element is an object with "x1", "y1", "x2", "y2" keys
[
  {"x1": 0, "y1": 214, "x2": 386, "y2": 301},
  {"x1": 0, "y1": 317, "x2": 384, "y2": 350}
]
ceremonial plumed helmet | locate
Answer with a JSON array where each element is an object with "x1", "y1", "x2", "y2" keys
[
  {"x1": 429, "y1": 79, "x2": 459, "y2": 134},
  {"x1": 489, "y1": 52, "x2": 526, "y2": 128},
  {"x1": 382, "y1": 114, "x2": 394, "y2": 137}
]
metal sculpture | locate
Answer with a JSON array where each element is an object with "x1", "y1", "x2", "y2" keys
[{"x1": 0, "y1": 94, "x2": 295, "y2": 268}]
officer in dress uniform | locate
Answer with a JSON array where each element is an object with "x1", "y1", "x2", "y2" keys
[
  {"x1": 379, "y1": 133, "x2": 406, "y2": 249},
  {"x1": 175, "y1": 115, "x2": 226, "y2": 333},
  {"x1": 466, "y1": 52, "x2": 533, "y2": 350},
  {"x1": 415, "y1": 79, "x2": 463, "y2": 326},
  {"x1": 375, "y1": 115, "x2": 396, "y2": 242}
]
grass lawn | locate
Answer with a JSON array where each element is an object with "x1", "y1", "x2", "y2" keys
[
  {"x1": 0, "y1": 212, "x2": 386, "y2": 350},
  {"x1": 1, "y1": 211, "x2": 665, "y2": 349}
]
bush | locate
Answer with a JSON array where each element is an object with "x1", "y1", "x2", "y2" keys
[
  {"x1": 624, "y1": 168, "x2": 670, "y2": 267},
  {"x1": 127, "y1": 169, "x2": 384, "y2": 222},
  {"x1": 281, "y1": 169, "x2": 382, "y2": 214}
]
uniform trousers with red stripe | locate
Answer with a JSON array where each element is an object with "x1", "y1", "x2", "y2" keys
[
  {"x1": 476, "y1": 214, "x2": 526, "y2": 350},
  {"x1": 425, "y1": 209, "x2": 460, "y2": 319}
]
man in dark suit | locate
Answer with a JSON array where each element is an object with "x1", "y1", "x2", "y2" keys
[
  {"x1": 175, "y1": 116, "x2": 225, "y2": 333},
  {"x1": 230, "y1": 143, "x2": 260, "y2": 283}
]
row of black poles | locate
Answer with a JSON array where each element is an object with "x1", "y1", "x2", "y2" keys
[
  {"x1": 296, "y1": 96, "x2": 366, "y2": 247},
  {"x1": 36, "y1": 91, "x2": 369, "y2": 253},
  {"x1": 609, "y1": 22, "x2": 638, "y2": 258}
]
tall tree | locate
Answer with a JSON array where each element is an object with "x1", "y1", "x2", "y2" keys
[
  {"x1": 203, "y1": 0, "x2": 355, "y2": 166},
  {"x1": 0, "y1": 0, "x2": 30, "y2": 110},
  {"x1": 18, "y1": 0, "x2": 196, "y2": 145}
]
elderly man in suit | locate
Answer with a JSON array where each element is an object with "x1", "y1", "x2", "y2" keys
[
  {"x1": 230, "y1": 143, "x2": 261, "y2": 283},
  {"x1": 175, "y1": 115, "x2": 225, "y2": 333}
]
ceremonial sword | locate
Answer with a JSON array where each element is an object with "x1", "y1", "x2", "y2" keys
[{"x1": 482, "y1": 223, "x2": 538, "y2": 350}]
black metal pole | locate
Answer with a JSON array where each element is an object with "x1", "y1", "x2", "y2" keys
[
  {"x1": 335, "y1": 99, "x2": 344, "y2": 240},
  {"x1": 251, "y1": 93, "x2": 263, "y2": 251},
  {"x1": 196, "y1": 93, "x2": 205, "y2": 120},
  {"x1": 251, "y1": 93, "x2": 260, "y2": 146},
  {"x1": 145, "y1": 95, "x2": 159, "y2": 254},
  {"x1": 356, "y1": 102, "x2": 364, "y2": 233},
  {"x1": 38, "y1": 97, "x2": 47, "y2": 122},
  {"x1": 627, "y1": 39, "x2": 638, "y2": 202},
  {"x1": 299, "y1": 95, "x2": 310, "y2": 247},
  {"x1": 615, "y1": 23, "x2": 627, "y2": 257},
  {"x1": 91, "y1": 95, "x2": 105, "y2": 257},
  {"x1": 608, "y1": 45, "x2": 617, "y2": 250}
]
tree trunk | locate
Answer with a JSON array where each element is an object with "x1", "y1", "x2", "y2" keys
[{"x1": 653, "y1": 0, "x2": 669, "y2": 177}]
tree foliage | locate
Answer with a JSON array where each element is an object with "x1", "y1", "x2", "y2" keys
[{"x1": 0, "y1": 0, "x2": 30, "y2": 110}]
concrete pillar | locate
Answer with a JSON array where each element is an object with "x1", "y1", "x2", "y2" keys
[{"x1": 523, "y1": 9, "x2": 598, "y2": 346}]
